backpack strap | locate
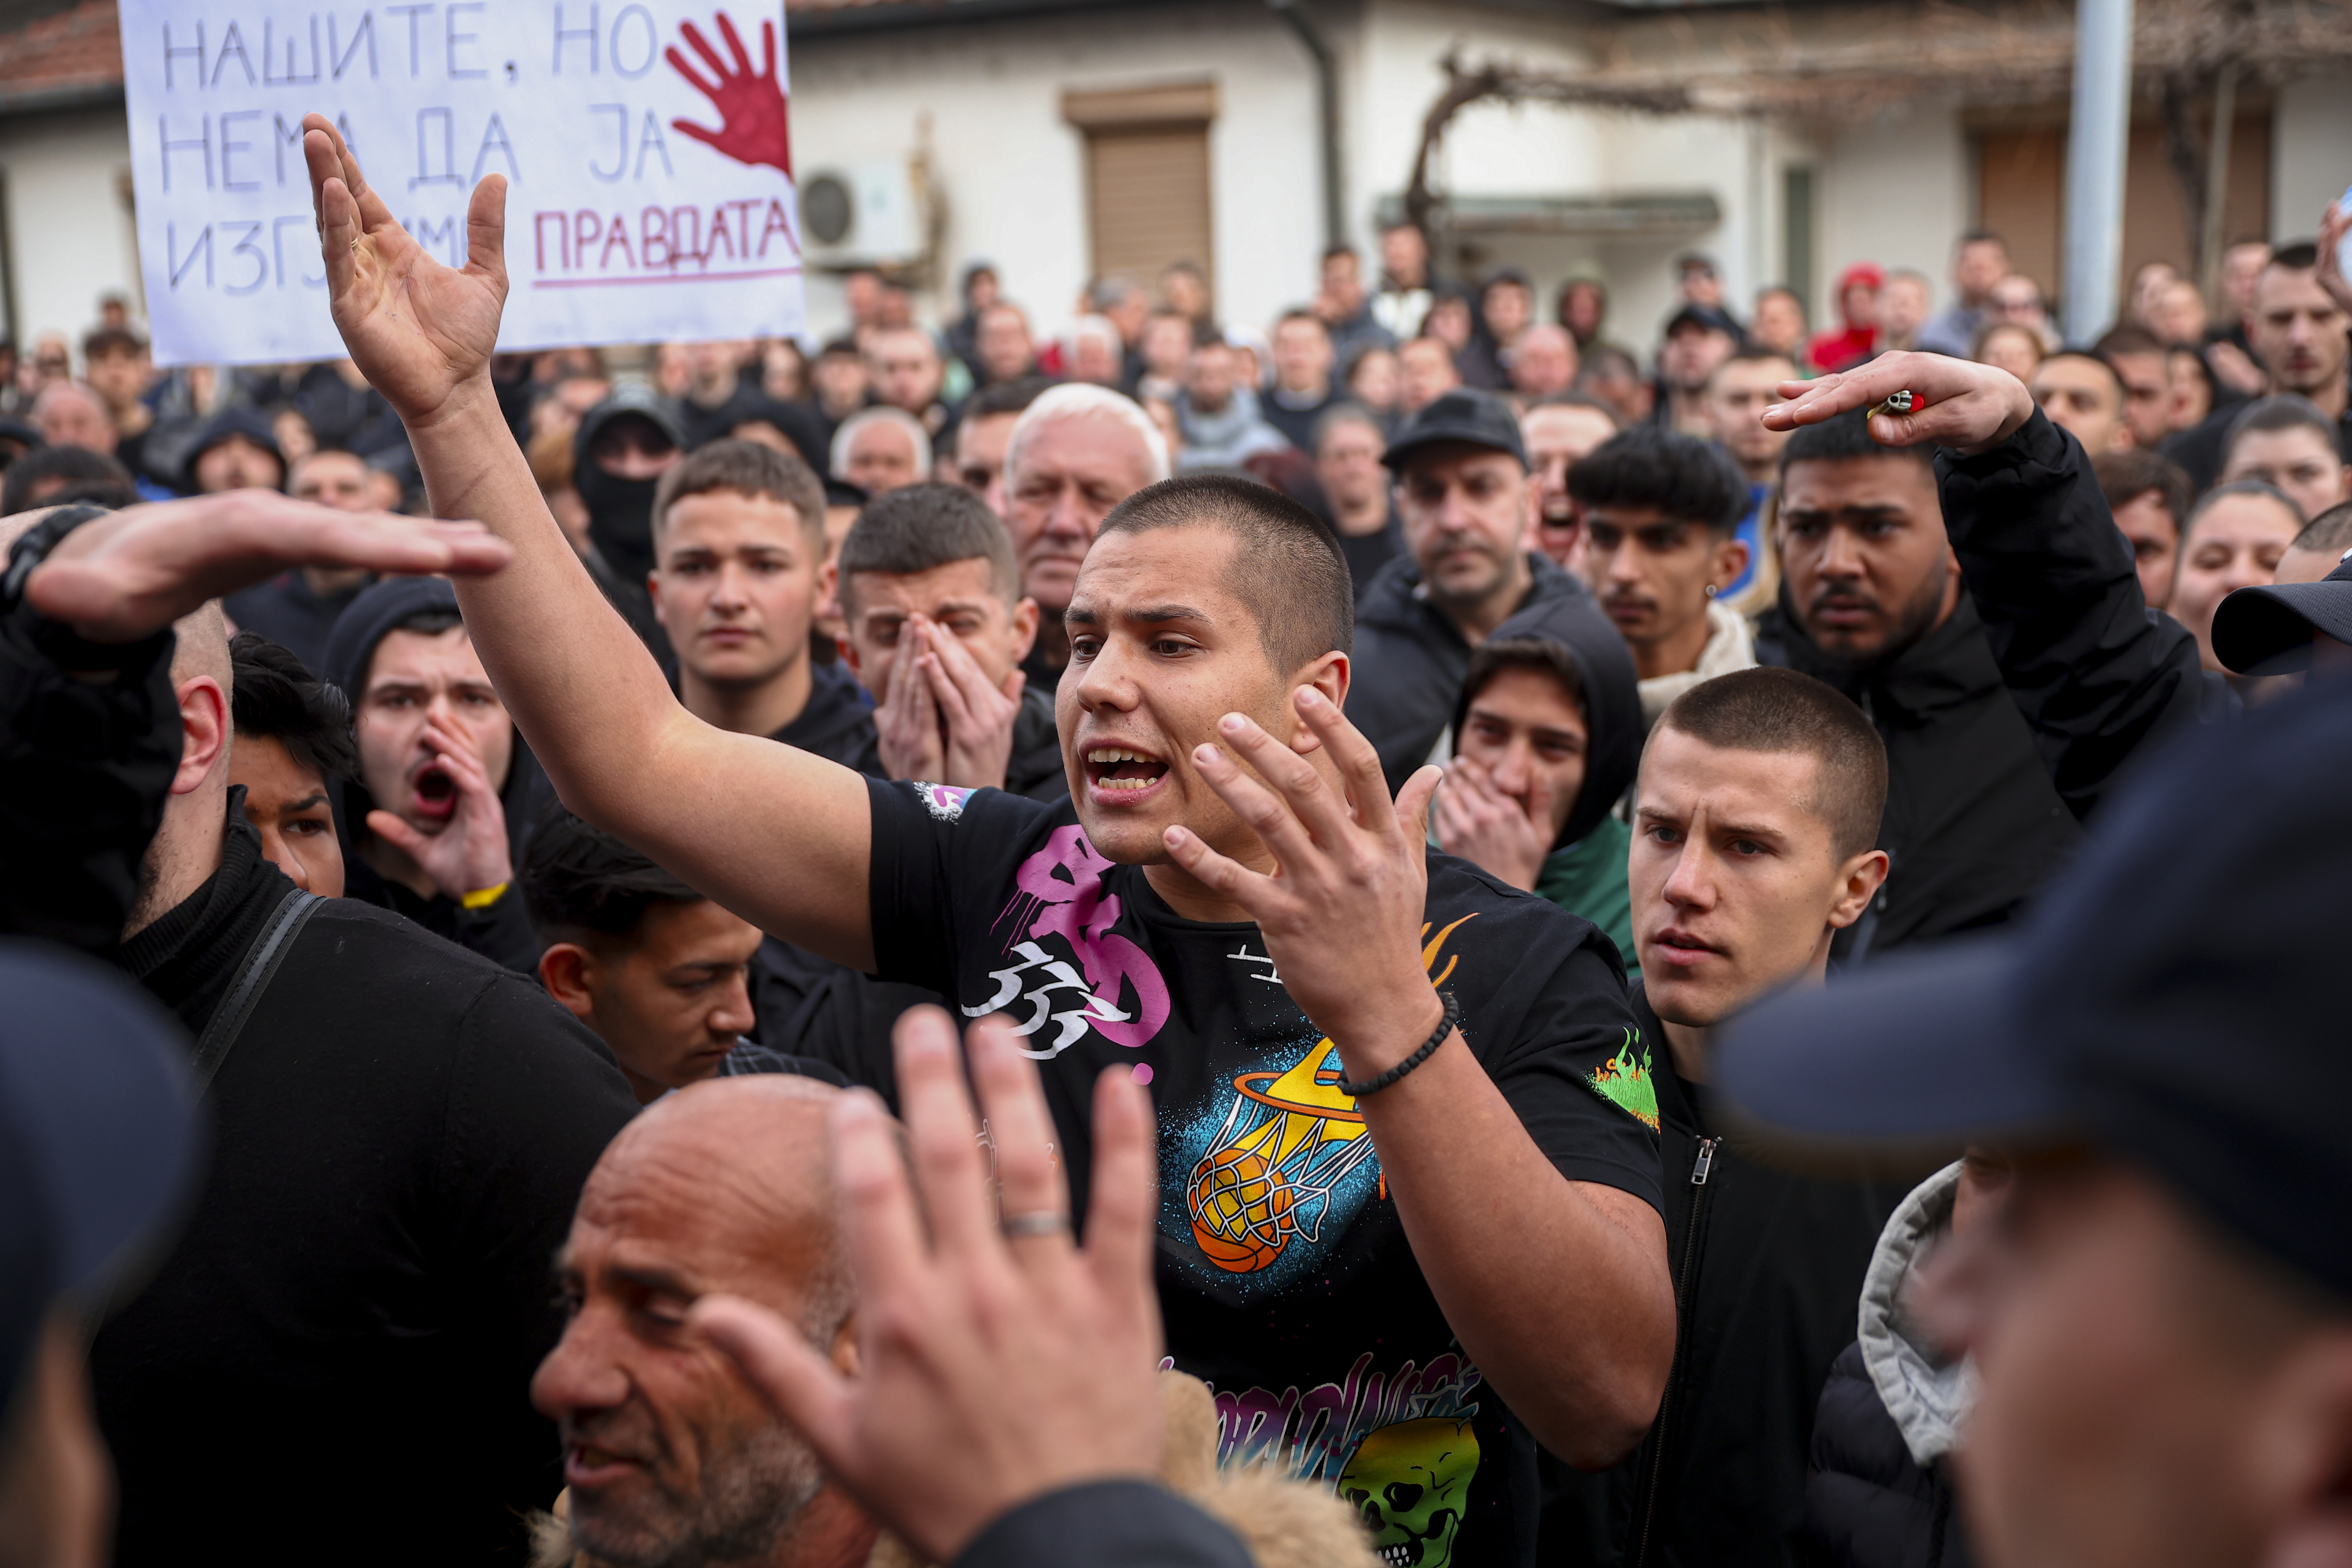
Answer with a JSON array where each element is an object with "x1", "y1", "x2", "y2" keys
[{"x1": 189, "y1": 888, "x2": 324, "y2": 1098}]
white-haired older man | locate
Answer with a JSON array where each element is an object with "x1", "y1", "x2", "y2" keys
[
  {"x1": 999, "y1": 383, "x2": 1171, "y2": 686},
  {"x1": 829, "y1": 406, "x2": 931, "y2": 498}
]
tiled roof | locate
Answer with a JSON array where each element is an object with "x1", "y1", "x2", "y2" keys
[{"x1": 0, "y1": 0, "x2": 122, "y2": 104}]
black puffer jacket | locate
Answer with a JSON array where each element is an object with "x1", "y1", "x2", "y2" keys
[
  {"x1": 1757, "y1": 411, "x2": 2217, "y2": 960},
  {"x1": 1348, "y1": 548, "x2": 1592, "y2": 793}
]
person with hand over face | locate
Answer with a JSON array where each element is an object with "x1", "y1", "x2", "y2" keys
[
  {"x1": 323, "y1": 575, "x2": 548, "y2": 972},
  {"x1": 833, "y1": 483, "x2": 1060, "y2": 800},
  {"x1": 1431, "y1": 591, "x2": 1642, "y2": 970},
  {"x1": 0, "y1": 494, "x2": 641, "y2": 1568},
  {"x1": 295, "y1": 111, "x2": 1675, "y2": 1564},
  {"x1": 1754, "y1": 353, "x2": 2213, "y2": 961}
]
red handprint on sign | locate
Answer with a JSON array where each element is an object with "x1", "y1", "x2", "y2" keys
[{"x1": 666, "y1": 12, "x2": 791, "y2": 178}]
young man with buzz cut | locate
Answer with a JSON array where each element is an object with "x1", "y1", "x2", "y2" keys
[
  {"x1": 647, "y1": 437, "x2": 876, "y2": 767},
  {"x1": 831, "y1": 482, "x2": 1063, "y2": 800},
  {"x1": 1589, "y1": 665, "x2": 1905, "y2": 1567},
  {"x1": 300, "y1": 117, "x2": 1677, "y2": 1567}
]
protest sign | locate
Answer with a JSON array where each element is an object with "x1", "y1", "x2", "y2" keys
[{"x1": 116, "y1": 1, "x2": 802, "y2": 366}]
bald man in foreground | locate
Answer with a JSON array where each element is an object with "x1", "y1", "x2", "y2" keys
[{"x1": 533, "y1": 1077, "x2": 879, "y2": 1568}]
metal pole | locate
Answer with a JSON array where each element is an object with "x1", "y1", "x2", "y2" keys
[
  {"x1": 2198, "y1": 61, "x2": 2238, "y2": 305},
  {"x1": 1267, "y1": 0, "x2": 1345, "y2": 252},
  {"x1": 2062, "y1": 0, "x2": 2135, "y2": 343}
]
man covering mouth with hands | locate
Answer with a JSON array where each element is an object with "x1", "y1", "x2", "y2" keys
[{"x1": 298, "y1": 112, "x2": 1672, "y2": 1566}]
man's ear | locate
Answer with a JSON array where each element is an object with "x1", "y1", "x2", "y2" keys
[
  {"x1": 645, "y1": 568, "x2": 665, "y2": 620},
  {"x1": 538, "y1": 943, "x2": 600, "y2": 1022},
  {"x1": 1826, "y1": 847, "x2": 1891, "y2": 930},
  {"x1": 172, "y1": 676, "x2": 228, "y2": 797},
  {"x1": 1711, "y1": 534, "x2": 1751, "y2": 596},
  {"x1": 1008, "y1": 595, "x2": 1040, "y2": 665},
  {"x1": 1287, "y1": 652, "x2": 1351, "y2": 752},
  {"x1": 2252, "y1": 1327, "x2": 2352, "y2": 1568}
]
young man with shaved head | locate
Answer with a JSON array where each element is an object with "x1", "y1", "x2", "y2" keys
[{"x1": 298, "y1": 115, "x2": 1680, "y2": 1564}]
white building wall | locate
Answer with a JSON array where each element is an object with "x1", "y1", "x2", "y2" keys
[
  {"x1": 1814, "y1": 95, "x2": 1972, "y2": 327},
  {"x1": 786, "y1": 4, "x2": 1324, "y2": 345},
  {"x1": 2272, "y1": 76, "x2": 2352, "y2": 246},
  {"x1": 0, "y1": 106, "x2": 140, "y2": 358}
]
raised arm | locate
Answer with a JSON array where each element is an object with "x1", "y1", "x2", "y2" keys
[
  {"x1": 300, "y1": 117, "x2": 875, "y2": 968},
  {"x1": 1765, "y1": 352, "x2": 2216, "y2": 819}
]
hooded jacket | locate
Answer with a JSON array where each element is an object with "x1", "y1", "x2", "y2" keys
[
  {"x1": 1802, "y1": 1162, "x2": 1978, "y2": 1568},
  {"x1": 322, "y1": 576, "x2": 551, "y2": 973},
  {"x1": 574, "y1": 389, "x2": 689, "y2": 662},
  {"x1": 1755, "y1": 411, "x2": 2216, "y2": 961},
  {"x1": 3, "y1": 548, "x2": 641, "y2": 1565},
  {"x1": 175, "y1": 404, "x2": 283, "y2": 493},
  {"x1": 1351, "y1": 548, "x2": 1592, "y2": 794},
  {"x1": 1451, "y1": 588, "x2": 1641, "y2": 965}
]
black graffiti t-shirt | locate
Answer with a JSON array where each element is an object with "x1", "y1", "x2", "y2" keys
[{"x1": 858, "y1": 778, "x2": 1664, "y2": 1568}]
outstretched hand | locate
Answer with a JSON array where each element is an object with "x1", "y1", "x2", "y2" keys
[
  {"x1": 667, "y1": 13, "x2": 791, "y2": 177},
  {"x1": 1161, "y1": 685, "x2": 1448, "y2": 1072},
  {"x1": 2317, "y1": 198, "x2": 2352, "y2": 318},
  {"x1": 24, "y1": 492, "x2": 509, "y2": 644},
  {"x1": 1760, "y1": 350, "x2": 2035, "y2": 456},
  {"x1": 302, "y1": 113, "x2": 507, "y2": 427},
  {"x1": 692, "y1": 1010, "x2": 1162, "y2": 1564}
]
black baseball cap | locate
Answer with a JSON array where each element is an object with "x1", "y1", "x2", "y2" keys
[
  {"x1": 1713, "y1": 677, "x2": 2352, "y2": 1302},
  {"x1": 1663, "y1": 303, "x2": 1744, "y2": 341},
  {"x1": 1382, "y1": 388, "x2": 1528, "y2": 472},
  {"x1": 0, "y1": 943, "x2": 201, "y2": 1415},
  {"x1": 2211, "y1": 553, "x2": 2352, "y2": 676}
]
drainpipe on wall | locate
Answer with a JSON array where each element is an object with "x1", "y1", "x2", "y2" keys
[{"x1": 1266, "y1": 0, "x2": 1344, "y2": 251}]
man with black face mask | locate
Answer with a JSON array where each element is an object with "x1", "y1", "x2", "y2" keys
[
  {"x1": 573, "y1": 384, "x2": 686, "y2": 663},
  {"x1": 1754, "y1": 353, "x2": 2217, "y2": 961}
]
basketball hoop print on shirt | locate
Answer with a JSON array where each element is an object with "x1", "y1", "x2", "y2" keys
[{"x1": 1184, "y1": 915, "x2": 1475, "y2": 1277}]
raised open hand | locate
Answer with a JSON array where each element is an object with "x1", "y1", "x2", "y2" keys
[
  {"x1": 1162, "y1": 685, "x2": 1448, "y2": 1071},
  {"x1": 24, "y1": 492, "x2": 508, "y2": 644},
  {"x1": 302, "y1": 113, "x2": 507, "y2": 427},
  {"x1": 692, "y1": 1011, "x2": 1162, "y2": 1564},
  {"x1": 1759, "y1": 350, "x2": 2034, "y2": 457},
  {"x1": 667, "y1": 13, "x2": 791, "y2": 178},
  {"x1": 2317, "y1": 196, "x2": 2352, "y2": 318}
]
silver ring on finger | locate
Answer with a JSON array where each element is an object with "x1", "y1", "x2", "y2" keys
[{"x1": 1002, "y1": 1210, "x2": 1071, "y2": 1239}]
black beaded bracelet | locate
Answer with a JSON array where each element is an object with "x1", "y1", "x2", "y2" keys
[{"x1": 1338, "y1": 991, "x2": 1459, "y2": 1099}]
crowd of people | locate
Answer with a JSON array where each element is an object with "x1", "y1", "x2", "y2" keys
[{"x1": 4, "y1": 109, "x2": 2351, "y2": 1568}]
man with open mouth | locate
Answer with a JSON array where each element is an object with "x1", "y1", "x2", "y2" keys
[
  {"x1": 303, "y1": 117, "x2": 1679, "y2": 1568},
  {"x1": 323, "y1": 574, "x2": 547, "y2": 973}
]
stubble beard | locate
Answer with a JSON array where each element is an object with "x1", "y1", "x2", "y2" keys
[{"x1": 569, "y1": 1423, "x2": 825, "y2": 1568}]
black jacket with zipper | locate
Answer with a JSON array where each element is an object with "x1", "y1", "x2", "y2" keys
[
  {"x1": 1755, "y1": 410, "x2": 2217, "y2": 962},
  {"x1": 1543, "y1": 983, "x2": 1902, "y2": 1568}
]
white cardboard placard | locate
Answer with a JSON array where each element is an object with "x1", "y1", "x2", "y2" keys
[{"x1": 117, "y1": 1, "x2": 802, "y2": 366}]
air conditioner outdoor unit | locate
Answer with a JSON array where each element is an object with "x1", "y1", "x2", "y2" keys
[{"x1": 798, "y1": 160, "x2": 922, "y2": 266}]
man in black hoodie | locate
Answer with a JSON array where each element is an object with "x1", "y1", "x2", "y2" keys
[
  {"x1": 1755, "y1": 352, "x2": 2216, "y2": 960},
  {"x1": 1350, "y1": 388, "x2": 1596, "y2": 793},
  {"x1": 323, "y1": 574, "x2": 550, "y2": 972},
  {"x1": 1432, "y1": 589, "x2": 1642, "y2": 968},
  {"x1": 574, "y1": 382, "x2": 685, "y2": 661},
  {"x1": 0, "y1": 495, "x2": 640, "y2": 1567}
]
